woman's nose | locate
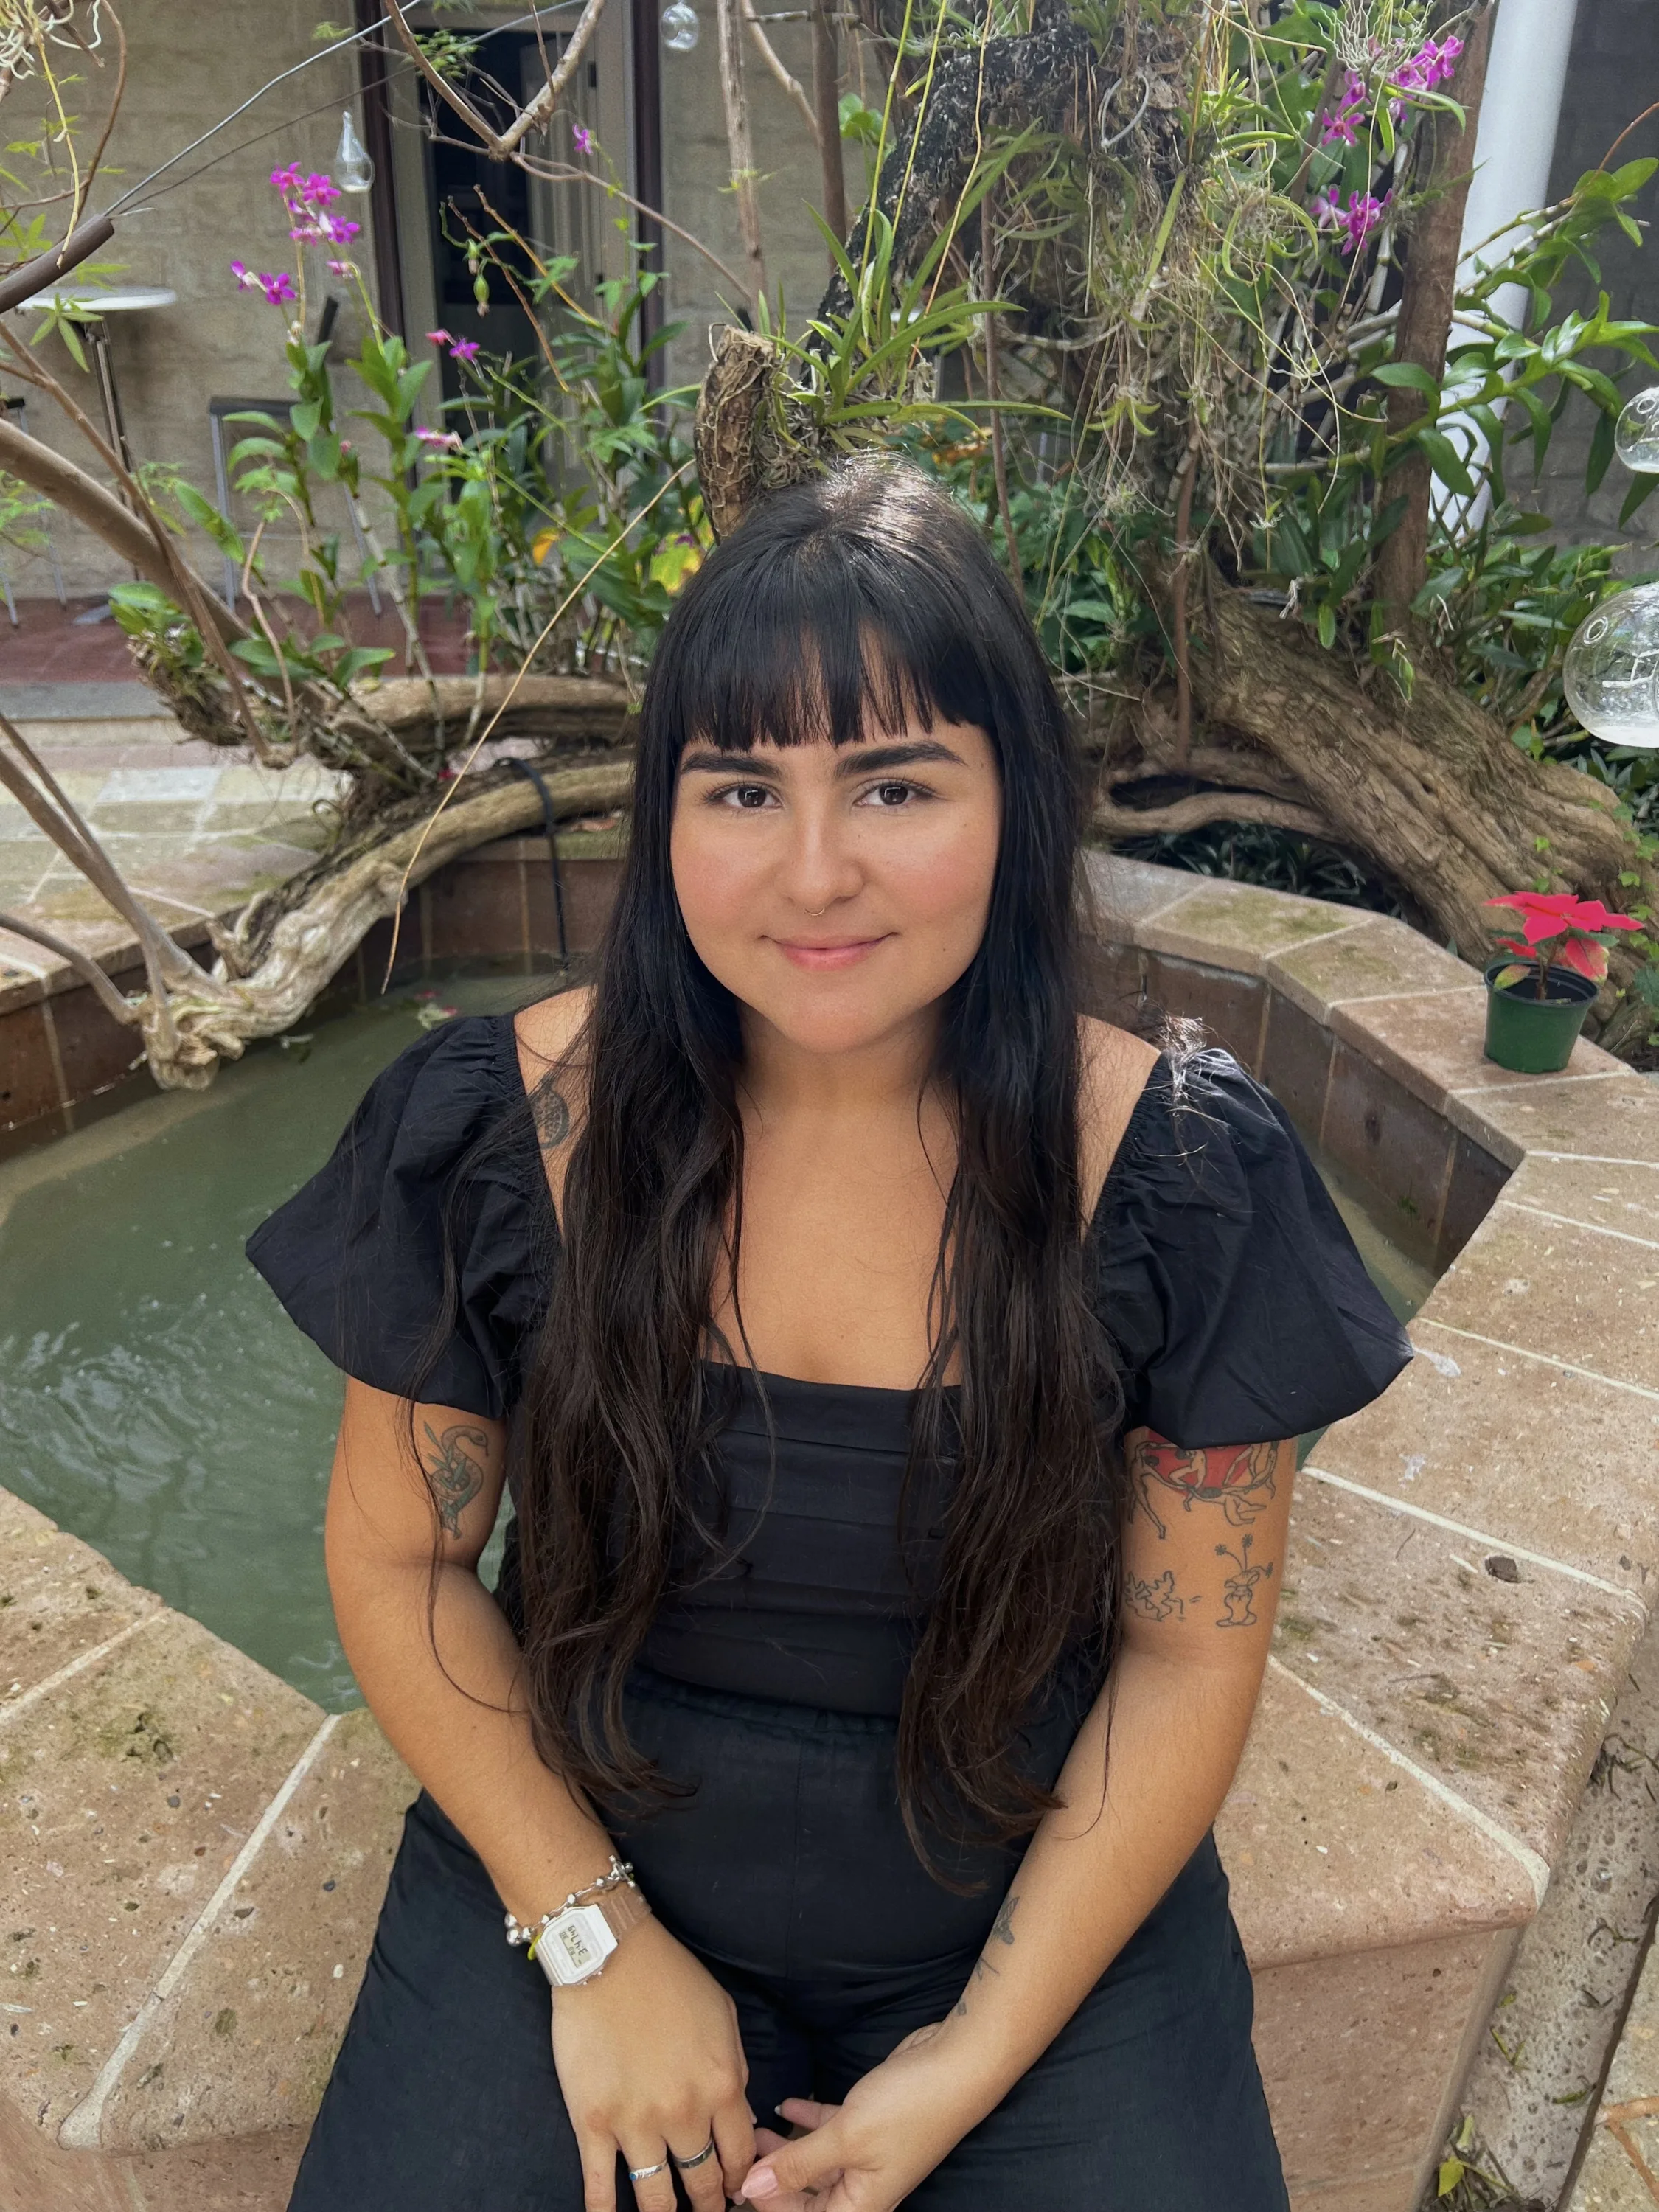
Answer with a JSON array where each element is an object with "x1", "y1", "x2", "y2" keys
[{"x1": 777, "y1": 810, "x2": 862, "y2": 915}]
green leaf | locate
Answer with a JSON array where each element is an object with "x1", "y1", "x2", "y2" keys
[
  {"x1": 1316, "y1": 602, "x2": 1337, "y2": 649},
  {"x1": 1372, "y1": 361, "x2": 1440, "y2": 399},
  {"x1": 1416, "y1": 428, "x2": 1476, "y2": 498},
  {"x1": 1620, "y1": 473, "x2": 1659, "y2": 526},
  {"x1": 1436, "y1": 2157, "x2": 1465, "y2": 2195},
  {"x1": 290, "y1": 400, "x2": 322, "y2": 442}
]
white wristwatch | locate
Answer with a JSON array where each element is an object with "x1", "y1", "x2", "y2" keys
[{"x1": 504, "y1": 1857, "x2": 654, "y2": 1989}]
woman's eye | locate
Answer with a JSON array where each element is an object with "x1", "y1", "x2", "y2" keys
[
  {"x1": 716, "y1": 784, "x2": 776, "y2": 810},
  {"x1": 861, "y1": 780, "x2": 919, "y2": 808}
]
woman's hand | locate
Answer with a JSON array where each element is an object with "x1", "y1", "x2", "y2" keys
[
  {"x1": 737, "y1": 2020, "x2": 1000, "y2": 2210},
  {"x1": 549, "y1": 1917, "x2": 754, "y2": 2211}
]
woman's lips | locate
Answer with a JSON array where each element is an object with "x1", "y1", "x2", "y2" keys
[{"x1": 771, "y1": 935, "x2": 891, "y2": 971}]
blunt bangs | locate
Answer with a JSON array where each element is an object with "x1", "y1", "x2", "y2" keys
[{"x1": 645, "y1": 468, "x2": 1020, "y2": 761}]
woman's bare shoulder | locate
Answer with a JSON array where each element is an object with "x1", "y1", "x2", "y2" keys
[{"x1": 1077, "y1": 1014, "x2": 1161, "y2": 1220}]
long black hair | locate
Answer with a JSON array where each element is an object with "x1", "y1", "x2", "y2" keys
[{"x1": 512, "y1": 462, "x2": 1127, "y2": 1863}]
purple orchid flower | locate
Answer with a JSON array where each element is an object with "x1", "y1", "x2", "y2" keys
[
  {"x1": 1319, "y1": 106, "x2": 1358, "y2": 146},
  {"x1": 450, "y1": 338, "x2": 481, "y2": 365},
  {"x1": 572, "y1": 122, "x2": 594, "y2": 154},
  {"x1": 426, "y1": 328, "x2": 453, "y2": 349},
  {"x1": 415, "y1": 428, "x2": 463, "y2": 451}
]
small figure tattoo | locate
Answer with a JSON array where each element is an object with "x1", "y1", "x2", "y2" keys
[
  {"x1": 1214, "y1": 1534, "x2": 1274, "y2": 1629},
  {"x1": 421, "y1": 1421, "x2": 488, "y2": 1537},
  {"x1": 1129, "y1": 1433, "x2": 1279, "y2": 1540},
  {"x1": 953, "y1": 1892, "x2": 1019, "y2": 2017},
  {"x1": 1127, "y1": 1569, "x2": 1187, "y2": 1622},
  {"x1": 532, "y1": 1082, "x2": 571, "y2": 1151}
]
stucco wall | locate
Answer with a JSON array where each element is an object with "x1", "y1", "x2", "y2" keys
[{"x1": 1, "y1": 0, "x2": 377, "y2": 597}]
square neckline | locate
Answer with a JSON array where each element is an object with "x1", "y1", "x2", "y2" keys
[{"x1": 494, "y1": 1011, "x2": 1169, "y2": 1400}]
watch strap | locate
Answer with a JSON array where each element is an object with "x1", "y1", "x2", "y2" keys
[{"x1": 597, "y1": 1880, "x2": 653, "y2": 1944}]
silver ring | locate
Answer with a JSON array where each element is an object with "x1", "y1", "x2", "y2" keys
[
  {"x1": 672, "y1": 2138, "x2": 719, "y2": 2170},
  {"x1": 627, "y1": 2158, "x2": 670, "y2": 2181}
]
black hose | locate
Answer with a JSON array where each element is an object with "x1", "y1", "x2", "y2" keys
[{"x1": 505, "y1": 758, "x2": 568, "y2": 965}]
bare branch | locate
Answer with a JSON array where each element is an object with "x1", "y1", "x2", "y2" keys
[
  {"x1": 1092, "y1": 787, "x2": 1334, "y2": 840},
  {"x1": 717, "y1": 0, "x2": 768, "y2": 309},
  {"x1": 741, "y1": 0, "x2": 819, "y2": 143},
  {"x1": 498, "y1": 0, "x2": 612, "y2": 153},
  {"x1": 380, "y1": 0, "x2": 507, "y2": 153},
  {"x1": 0, "y1": 914, "x2": 139, "y2": 1026}
]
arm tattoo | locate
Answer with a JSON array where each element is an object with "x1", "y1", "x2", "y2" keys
[
  {"x1": 1214, "y1": 1534, "x2": 1274, "y2": 1629},
  {"x1": 1128, "y1": 1433, "x2": 1279, "y2": 1540},
  {"x1": 420, "y1": 1421, "x2": 488, "y2": 1537},
  {"x1": 1127, "y1": 1568, "x2": 1187, "y2": 1622},
  {"x1": 953, "y1": 1893, "x2": 1019, "y2": 2017},
  {"x1": 531, "y1": 1082, "x2": 570, "y2": 1151}
]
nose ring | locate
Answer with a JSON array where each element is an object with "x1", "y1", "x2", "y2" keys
[{"x1": 805, "y1": 903, "x2": 829, "y2": 917}]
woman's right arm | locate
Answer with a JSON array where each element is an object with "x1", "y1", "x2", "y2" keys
[{"x1": 326, "y1": 1378, "x2": 756, "y2": 2210}]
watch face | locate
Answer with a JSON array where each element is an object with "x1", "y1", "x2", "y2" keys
[{"x1": 542, "y1": 1903, "x2": 616, "y2": 1985}]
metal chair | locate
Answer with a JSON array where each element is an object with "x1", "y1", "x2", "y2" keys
[
  {"x1": 208, "y1": 394, "x2": 383, "y2": 615},
  {"x1": 0, "y1": 392, "x2": 69, "y2": 626}
]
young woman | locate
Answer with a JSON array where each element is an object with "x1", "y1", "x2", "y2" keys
[{"x1": 248, "y1": 463, "x2": 1411, "y2": 2212}]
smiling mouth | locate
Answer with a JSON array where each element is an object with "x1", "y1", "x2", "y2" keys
[{"x1": 771, "y1": 935, "x2": 891, "y2": 970}]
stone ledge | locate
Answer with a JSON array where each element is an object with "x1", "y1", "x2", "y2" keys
[{"x1": 2, "y1": 852, "x2": 1652, "y2": 2212}]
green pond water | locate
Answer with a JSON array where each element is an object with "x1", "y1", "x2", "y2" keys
[{"x1": 0, "y1": 991, "x2": 1433, "y2": 1713}]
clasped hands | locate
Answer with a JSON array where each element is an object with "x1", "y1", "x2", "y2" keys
[{"x1": 549, "y1": 1919, "x2": 996, "y2": 2212}]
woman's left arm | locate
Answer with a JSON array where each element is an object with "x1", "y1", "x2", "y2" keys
[{"x1": 739, "y1": 1429, "x2": 1295, "y2": 2211}]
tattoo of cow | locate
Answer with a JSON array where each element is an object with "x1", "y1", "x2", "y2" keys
[{"x1": 1127, "y1": 1433, "x2": 1279, "y2": 1540}]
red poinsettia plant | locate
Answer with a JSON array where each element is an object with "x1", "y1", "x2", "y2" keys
[{"x1": 1484, "y1": 891, "x2": 1643, "y2": 998}]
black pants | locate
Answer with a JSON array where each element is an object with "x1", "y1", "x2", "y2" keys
[{"x1": 290, "y1": 1669, "x2": 1288, "y2": 2210}]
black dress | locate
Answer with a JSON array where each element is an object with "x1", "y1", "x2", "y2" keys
[{"x1": 246, "y1": 1015, "x2": 1411, "y2": 2212}]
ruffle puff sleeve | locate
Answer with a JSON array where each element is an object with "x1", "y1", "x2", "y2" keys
[
  {"x1": 1094, "y1": 1048, "x2": 1412, "y2": 1447},
  {"x1": 244, "y1": 1016, "x2": 552, "y2": 1419}
]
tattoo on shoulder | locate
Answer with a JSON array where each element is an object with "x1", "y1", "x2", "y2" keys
[
  {"x1": 531, "y1": 1081, "x2": 570, "y2": 1151},
  {"x1": 1214, "y1": 1533, "x2": 1274, "y2": 1629},
  {"x1": 953, "y1": 1892, "x2": 1020, "y2": 2017},
  {"x1": 1127, "y1": 1568, "x2": 1187, "y2": 1622},
  {"x1": 1128, "y1": 1433, "x2": 1279, "y2": 1541},
  {"x1": 420, "y1": 1420, "x2": 488, "y2": 1537}
]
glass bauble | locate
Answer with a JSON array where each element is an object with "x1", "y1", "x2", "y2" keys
[
  {"x1": 1563, "y1": 582, "x2": 1659, "y2": 749},
  {"x1": 335, "y1": 109, "x2": 374, "y2": 194},
  {"x1": 661, "y1": 1, "x2": 700, "y2": 50},
  {"x1": 1614, "y1": 386, "x2": 1659, "y2": 475}
]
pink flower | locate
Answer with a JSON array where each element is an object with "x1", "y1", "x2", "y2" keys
[
  {"x1": 426, "y1": 327, "x2": 453, "y2": 348},
  {"x1": 327, "y1": 259, "x2": 354, "y2": 276},
  {"x1": 301, "y1": 172, "x2": 341, "y2": 206},
  {"x1": 270, "y1": 162, "x2": 302, "y2": 194},
  {"x1": 415, "y1": 428, "x2": 462, "y2": 451},
  {"x1": 260, "y1": 270, "x2": 298, "y2": 305},
  {"x1": 1337, "y1": 189, "x2": 1389, "y2": 254},
  {"x1": 450, "y1": 338, "x2": 481, "y2": 365},
  {"x1": 1311, "y1": 191, "x2": 1338, "y2": 229},
  {"x1": 1320, "y1": 106, "x2": 1357, "y2": 146},
  {"x1": 572, "y1": 122, "x2": 594, "y2": 154}
]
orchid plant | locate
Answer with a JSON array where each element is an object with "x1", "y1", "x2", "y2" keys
[{"x1": 1484, "y1": 891, "x2": 1644, "y2": 998}]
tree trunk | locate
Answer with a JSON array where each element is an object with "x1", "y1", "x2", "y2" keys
[
  {"x1": 1372, "y1": 4, "x2": 1496, "y2": 628},
  {"x1": 1172, "y1": 581, "x2": 1655, "y2": 1043}
]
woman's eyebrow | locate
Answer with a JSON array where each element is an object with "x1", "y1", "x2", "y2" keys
[
  {"x1": 835, "y1": 740, "x2": 965, "y2": 776},
  {"x1": 678, "y1": 748, "x2": 781, "y2": 777}
]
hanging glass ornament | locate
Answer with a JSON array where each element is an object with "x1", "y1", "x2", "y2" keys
[
  {"x1": 1614, "y1": 386, "x2": 1659, "y2": 475},
  {"x1": 661, "y1": 0, "x2": 700, "y2": 50},
  {"x1": 335, "y1": 110, "x2": 375, "y2": 194},
  {"x1": 1563, "y1": 582, "x2": 1659, "y2": 750}
]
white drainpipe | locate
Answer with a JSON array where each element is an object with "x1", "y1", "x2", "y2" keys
[{"x1": 1438, "y1": 0, "x2": 1580, "y2": 532}]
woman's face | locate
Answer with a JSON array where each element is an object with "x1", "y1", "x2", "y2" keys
[{"x1": 669, "y1": 714, "x2": 1003, "y2": 1060}]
